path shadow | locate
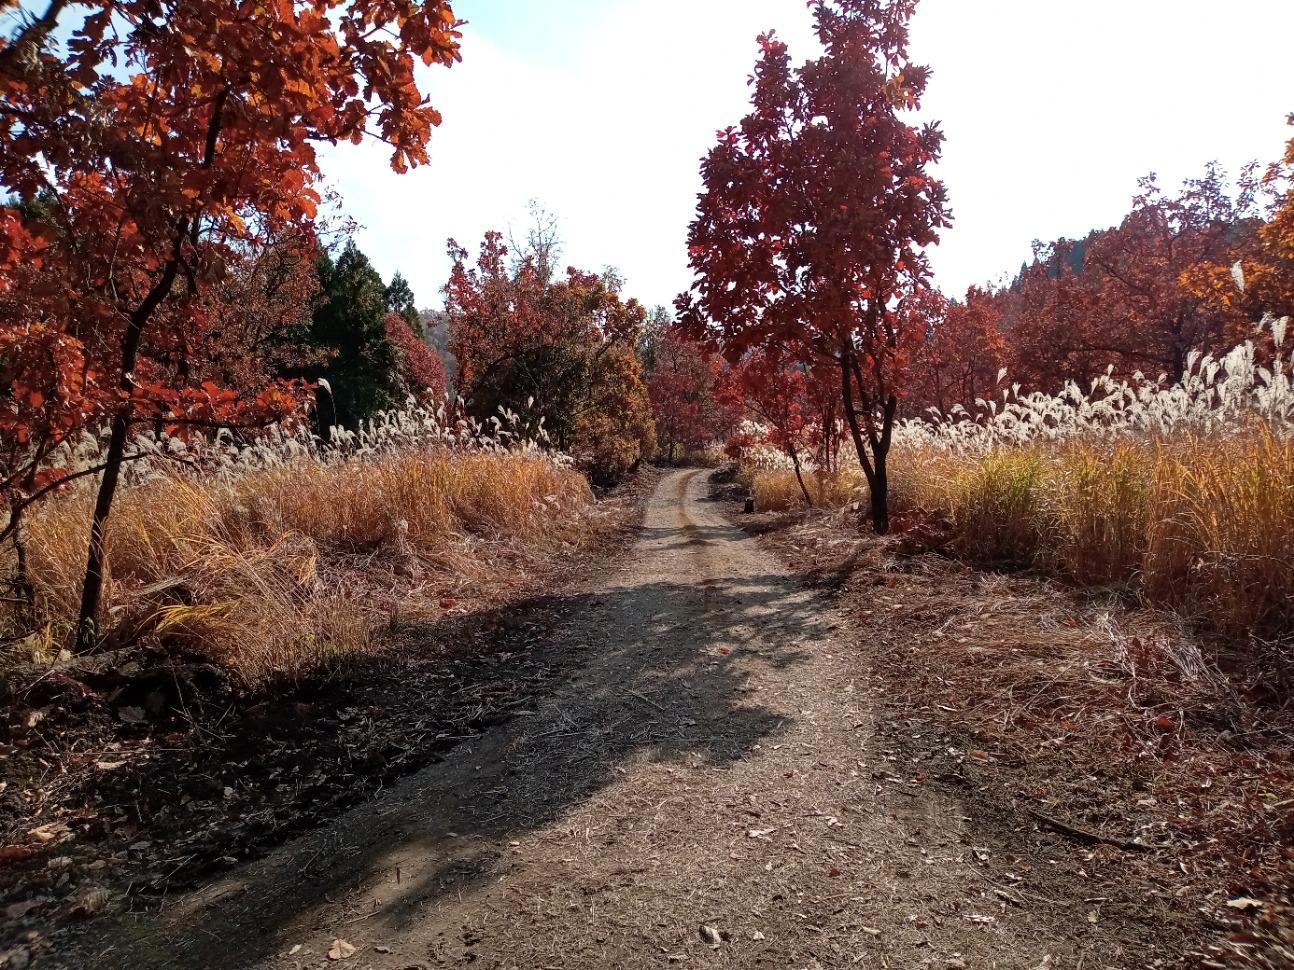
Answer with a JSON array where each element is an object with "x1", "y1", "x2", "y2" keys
[{"x1": 68, "y1": 529, "x2": 831, "y2": 968}]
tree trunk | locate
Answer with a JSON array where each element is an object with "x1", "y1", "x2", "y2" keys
[
  {"x1": 8, "y1": 498, "x2": 34, "y2": 623},
  {"x1": 75, "y1": 410, "x2": 131, "y2": 651},
  {"x1": 76, "y1": 226, "x2": 189, "y2": 652},
  {"x1": 837, "y1": 351, "x2": 893, "y2": 536},
  {"x1": 869, "y1": 444, "x2": 890, "y2": 535},
  {"x1": 788, "y1": 446, "x2": 813, "y2": 508},
  {"x1": 76, "y1": 90, "x2": 227, "y2": 651}
]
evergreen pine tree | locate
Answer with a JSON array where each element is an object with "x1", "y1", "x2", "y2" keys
[
  {"x1": 305, "y1": 241, "x2": 403, "y2": 433},
  {"x1": 385, "y1": 272, "x2": 424, "y2": 336}
]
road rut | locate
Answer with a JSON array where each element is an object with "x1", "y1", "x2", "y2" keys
[{"x1": 65, "y1": 469, "x2": 1156, "y2": 969}]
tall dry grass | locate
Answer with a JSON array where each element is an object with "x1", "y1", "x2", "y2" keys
[
  {"x1": 743, "y1": 465, "x2": 863, "y2": 513},
  {"x1": 743, "y1": 316, "x2": 1294, "y2": 641},
  {"x1": 3, "y1": 403, "x2": 596, "y2": 683}
]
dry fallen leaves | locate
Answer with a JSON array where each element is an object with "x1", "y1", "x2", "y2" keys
[
  {"x1": 28, "y1": 823, "x2": 70, "y2": 844},
  {"x1": 327, "y1": 939, "x2": 357, "y2": 961},
  {"x1": 1225, "y1": 897, "x2": 1264, "y2": 912}
]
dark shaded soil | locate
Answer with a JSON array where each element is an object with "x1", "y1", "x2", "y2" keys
[{"x1": 0, "y1": 470, "x2": 658, "y2": 965}]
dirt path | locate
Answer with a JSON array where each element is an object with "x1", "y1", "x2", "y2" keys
[{"x1": 60, "y1": 469, "x2": 1165, "y2": 969}]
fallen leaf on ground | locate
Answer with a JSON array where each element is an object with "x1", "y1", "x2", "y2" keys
[
  {"x1": 4, "y1": 898, "x2": 47, "y2": 921},
  {"x1": 28, "y1": 823, "x2": 69, "y2": 843},
  {"x1": 327, "y1": 939, "x2": 357, "y2": 960},
  {"x1": 69, "y1": 889, "x2": 111, "y2": 920},
  {"x1": 1226, "y1": 897, "x2": 1264, "y2": 911}
]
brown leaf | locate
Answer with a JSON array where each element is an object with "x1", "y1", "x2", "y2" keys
[
  {"x1": 327, "y1": 939, "x2": 357, "y2": 961},
  {"x1": 0, "y1": 846, "x2": 35, "y2": 865},
  {"x1": 28, "y1": 822, "x2": 69, "y2": 843},
  {"x1": 4, "y1": 898, "x2": 47, "y2": 921},
  {"x1": 69, "y1": 888, "x2": 111, "y2": 920}
]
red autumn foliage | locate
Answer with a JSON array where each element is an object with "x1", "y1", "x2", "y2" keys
[
  {"x1": 0, "y1": 0, "x2": 464, "y2": 644},
  {"x1": 679, "y1": 0, "x2": 950, "y2": 533},
  {"x1": 444, "y1": 231, "x2": 655, "y2": 482},
  {"x1": 1184, "y1": 121, "x2": 1294, "y2": 334},
  {"x1": 730, "y1": 353, "x2": 817, "y2": 505},
  {"x1": 386, "y1": 312, "x2": 448, "y2": 401},
  {"x1": 908, "y1": 287, "x2": 1009, "y2": 415},
  {"x1": 1006, "y1": 166, "x2": 1266, "y2": 388},
  {"x1": 647, "y1": 332, "x2": 739, "y2": 462}
]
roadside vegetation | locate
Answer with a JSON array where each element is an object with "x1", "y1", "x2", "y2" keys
[
  {"x1": 743, "y1": 323, "x2": 1294, "y2": 642},
  {"x1": 3, "y1": 406, "x2": 595, "y2": 683},
  {"x1": 2, "y1": 0, "x2": 1293, "y2": 964}
]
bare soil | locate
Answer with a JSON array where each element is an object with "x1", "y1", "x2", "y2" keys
[
  {"x1": 0, "y1": 472, "x2": 655, "y2": 966},
  {"x1": 47, "y1": 469, "x2": 1191, "y2": 969}
]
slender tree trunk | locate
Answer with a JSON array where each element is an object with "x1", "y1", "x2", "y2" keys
[
  {"x1": 75, "y1": 410, "x2": 131, "y2": 650},
  {"x1": 838, "y1": 351, "x2": 894, "y2": 535},
  {"x1": 788, "y1": 445, "x2": 813, "y2": 508},
  {"x1": 77, "y1": 89, "x2": 226, "y2": 651},
  {"x1": 869, "y1": 443, "x2": 889, "y2": 535},
  {"x1": 8, "y1": 498, "x2": 34, "y2": 623},
  {"x1": 1170, "y1": 320, "x2": 1187, "y2": 385},
  {"x1": 76, "y1": 224, "x2": 190, "y2": 652}
]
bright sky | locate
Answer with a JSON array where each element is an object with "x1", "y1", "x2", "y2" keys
[{"x1": 321, "y1": 0, "x2": 1294, "y2": 313}]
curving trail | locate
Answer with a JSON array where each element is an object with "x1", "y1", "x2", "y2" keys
[{"x1": 65, "y1": 469, "x2": 1152, "y2": 969}]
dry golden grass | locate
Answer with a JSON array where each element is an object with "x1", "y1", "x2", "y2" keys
[
  {"x1": 8, "y1": 452, "x2": 594, "y2": 682},
  {"x1": 744, "y1": 466, "x2": 864, "y2": 513},
  {"x1": 747, "y1": 425, "x2": 1294, "y2": 639},
  {"x1": 1146, "y1": 427, "x2": 1294, "y2": 638}
]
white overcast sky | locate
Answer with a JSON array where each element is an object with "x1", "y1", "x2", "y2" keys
[{"x1": 320, "y1": 0, "x2": 1294, "y2": 312}]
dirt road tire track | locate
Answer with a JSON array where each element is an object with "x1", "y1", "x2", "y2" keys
[{"x1": 61, "y1": 469, "x2": 1174, "y2": 969}]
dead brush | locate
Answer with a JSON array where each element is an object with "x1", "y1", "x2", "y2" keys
[
  {"x1": 744, "y1": 317, "x2": 1294, "y2": 642},
  {"x1": 1146, "y1": 426, "x2": 1294, "y2": 640},
  {"x1": 6, "y1": 441, "x2": 595, "y2": 683},
  {"x1": 749, "y1": 467, "x2": 862, "y2": 512},
  {"x1": 876, "y1": 553, "x2": 1283, "y2": 851},
  {"x1": 1046, "y1": 440, "x2": 1153, "y2": 585}
]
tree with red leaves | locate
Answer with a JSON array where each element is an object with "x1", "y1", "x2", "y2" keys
[
  {"x1": 1008, "y1": 167, "x2": 1264, "y2": 388},
  {"x1": 0, "y1": 0, "x2": 463, "y2": 647},
  {"x1": 445, "y1": 230, "x2": 655, "y2": 482},
  {"x1": 1185, "y1": 122, "x2": 1294, "y2": 331},
  {"x1": 679, "y1": 0, "x2": 950, "y2": 533},
  {"x1": 386, "y1": 312, "x2": 447, "y2": 401},
  {"x1": 909, "y1": 287, "x2": 1009, "y2": 415},
  {"x1": 647, "y1": 333, "x2": 738, "y2": 463},
  {"x1": 732, "y1": 353, "x2": 817, "y2": 507}
]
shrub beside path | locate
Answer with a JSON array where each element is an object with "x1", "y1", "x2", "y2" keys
[{"x1": 62, "y1": 469, "x2": 1182, "y2": 969}]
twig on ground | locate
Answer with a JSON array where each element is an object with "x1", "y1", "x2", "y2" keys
[{"x1": 1026, "y1": 809, "x2": 1162, "y2": 853}]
